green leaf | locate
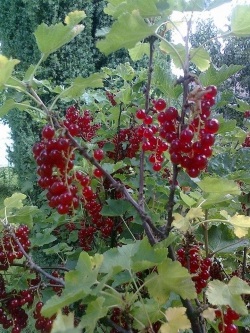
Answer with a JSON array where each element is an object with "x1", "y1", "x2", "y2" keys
[
  {"x1": 131, "y1": 299, "x2": 163, "y2": 330},
  {"x1": 80, "y1": 297, "x2": 108, "y2": 333},
  {"x1": 100, "y1": 241, "x2": 140, "y2": 274},
  {"x1": 197, "y1": 177, "x2": 241, "y2": 195},
  {"x1": 4, "y1": 193, "x2": 26, "y2": 209},
  {"x1": 59, "y1": 73, "x2": 104, "y2": 98},
  {"x1": 0, "y1": 99, "x2": 31, "y2": 118},
  {"x1": 217, "y1": 117, "x2": 237, "y2": 134},
  {"x1": 43, "y1": 243, "x2": 73, "y2": 255},
  {"x1": 230, "y1": 5, "x2": 250, "y2": 37},
  {"x1": 34, "y1": 11, "x2": 86, "y2": 59},
  {"x1": 100, "y1": 199, "x2": 132, "y2": 216},
  {"x1": 179, "y1": 192, "x2": 196, "y2": 208},
  {"x1": 229, "y1": 98, "x2": 250, "y2": 113},
  {"x1": 208, "y1": 225, "x2": 249, "y2": 254},
  {"x1": 105, "y1": 0, "x2": 161, "y2": 19},
  {"x1": 51, "y1": 312, "x2": 81, "y2": 333},
  {"x1": 153, "y1": 65, "x2": 182, "y2": 100},
  {"x1": 159, "y1": 41, "x2": 185, "y2": 69},
  {"x1": 97, "y1": 11, "x2": 156, "y2": 55},
  {"x1": 42, "y1": 252, "x2": 103, "y2": 317},
  {"x1": 190, "y1": 47, "x2": 210, "y2": 71},
  {"x1": 206, "y1": 277, "x2": 250, "y2": 315},
  {"x1": 199, "y1": 64, "x2": 244, "y2": 87},
  {"x1": 0, "y1": 55, "x2": 20, "y2": 87},
  {"x1": 128, "y1": 42, "x2": 150, "y2": 61},
  {"x1": 145, "y1": 259, "x2": 196, "y2": 304},
  {"x1": 31, "y1": 232, "x2": 57, "y2": 247},
  {"x1": 7, "y1": 206, "x2": 39, "y2": 229},
  {"x1": 131, "y1": 237, "x2": 168, "y2": 272},
  {"x1": 228, "y1": 170, "x2": 250, "y2": 185}
]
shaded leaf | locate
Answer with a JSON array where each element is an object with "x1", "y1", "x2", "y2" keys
[
  {"x1": 153, "y1": 65, "x2": 182, "y2": 99},
  {"x1": 42, "y1": 253, "x2": 103, "y2": 316},
  {"x1": 80, "y1": 297, "x2": 108, "y2": 333},
  {"x1": 131, "y1": 299, "x2": 163, "y2": 330},
  {"x1": 100, "y1": 199, "x2": 132, "y2": 216},
  {"x1": 208, "y1": 225, "x2": 249, "y2": 254},
  {"x1": 128, "y1": 42, "x2": 150, "y2": 61},
  {"x1": 199, "y1": 64, "x2": 244, "y2": 87},
  {"x1": 0, "y1": 99, "x2": 30, "y2": 118}
]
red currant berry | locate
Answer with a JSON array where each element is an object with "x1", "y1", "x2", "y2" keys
[
  {"x1": 154, "y1": 98, "x2": 167, "y2": 111},
  {"x1": 94, "y1": 149, "x2": 104, "y2": 161}
]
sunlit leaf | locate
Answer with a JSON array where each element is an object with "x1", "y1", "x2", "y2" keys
[
  {"x1": 4, "y1": 193, "x2": 26, "y2": 209},
  {"x1": 197, "y1": 177, "x2": 240, "y2": 195},
  {"x1": 190, "y1": 47, "x2": 211, "y2": 71},
  {"x1": 0, "y1": 56, "x2": 20, "y2": 87},
  {"x1": 34, "y1": 11, "x2": 85, "y2": 59},
  {"x1": 160, "y1": 307, "x2": 191, "y2": 333},
  {"x1": 159, "y1": 41, "x2": 185, "y2": 69},
  {"x1": 230, "y1": 5, "x2": 250, "y2": 37},
  {"x1": 97, "y1": 11, "x2": 156, "y2": 55},
  {"x1": 0, "y1": 99, "x2": 30, "y2": 118},
  {"x1": 226, "y1": 212, "x2": 250, "y2": 238},
  {"x1": 51, "y1": 311, "x2": 81, "y2": 333},
  {"x1": 206, "y1": 277, "x2": 250, "y2": 315},
  {"x1": 202, "y1": 308, "x2": 216, "y2": 321}
]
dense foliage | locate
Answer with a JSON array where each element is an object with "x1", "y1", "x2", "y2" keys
[{"x1": 1, "y1": 1, "x2": 250, "y2": 333}]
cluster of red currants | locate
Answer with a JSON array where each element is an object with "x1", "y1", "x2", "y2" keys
[
  {"x1": 63, "y1": 106, "x2": 101, "y2": 141},
  {"x1": 177, "y1": 244, "x2": 212, "y2": 294},
  {"x1": 135, "y1": 86, "x2": 219, "y2": 177},
  {"x1": 33, "y1": 302, "x2": 55, "y2": 333},
  {"x1": 215, "y1": 307, "x2": 240, "y2": 333},
  {"x1": 0, "y1": 273, "x2": 38, "y2": 332},
  {"x1": 0, "y1": 225, "x2": 30, "y2": 271},
  {"x1": 110, "y1": 308, "x2": 129, "y2": 333}
]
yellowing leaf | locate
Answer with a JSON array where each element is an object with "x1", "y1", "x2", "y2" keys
[
  {"x1": 202, "y1": 308, "x2": 216, "y2": 321},
  {"x1": 0, "y1": 55, "x2": 20, "y2": 87},
  {"x1": 160, "y1": 307, "x2": 191, "y2": 333},
  {"x1": 186, "y1": 207, "x2": 204, "y2": 220},
  {"x1": 206, "y1": 277, "x2": 250, "y2": 315},
  {"x1": 228, "y1": 213, "x2": 250, "y2": 237},
  {"x1": 172, "y1": 213, "x2": 189, "y2": 232},
  {"x1": 52, "y1": 311, "x2": 81, "y2": 333}
]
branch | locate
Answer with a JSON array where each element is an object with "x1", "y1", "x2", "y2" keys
[{"x1": 7, "y1": 227, "x2": 65, "y2": 287}]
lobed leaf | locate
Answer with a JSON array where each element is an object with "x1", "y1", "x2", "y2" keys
[
  {"x1": 97, "y1": 11, "x2": 156, "y2": 55},
  {"x1": 0, "y1": 56, "x2": 20, "y2": 87},
  {"x1": 34, "y1": 11, "x2": 86, "y2": 59},
  {"x1": 206, "y1": 277, "x2": 250, "y2": 315},
  {"x1": 230, "y1": 5, "x2": 250, "y2": 37}
]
